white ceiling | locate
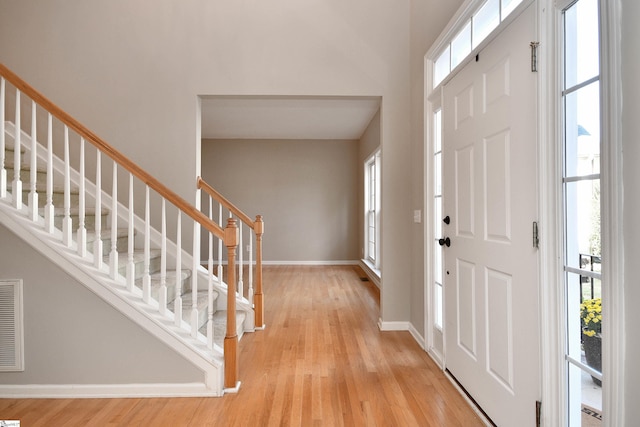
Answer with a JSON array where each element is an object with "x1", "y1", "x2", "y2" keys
[{"x1": 200, "y1": 96, "x2": 381, "y2": 140}]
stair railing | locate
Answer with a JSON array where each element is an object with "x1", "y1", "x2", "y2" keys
[
  {"x1": 0, "y1": 63, "x2": 242, "y2": 388},
  {"x1": 197, "y1": 177, "x2": 264, "y2": 330}
]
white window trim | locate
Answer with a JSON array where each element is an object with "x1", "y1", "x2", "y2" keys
[
  {"x1": 424, "y1": 90, "x2": 445, "y2": 366},
  {"x1": 537, "y1": 0, "x2": 624, "y2": 425},
  {"x1": 596, "y1": 0, "x2": 624, "y2": 424},
  {"x1": 364, "y1": 151, "x2": 381, "y2": 271}
]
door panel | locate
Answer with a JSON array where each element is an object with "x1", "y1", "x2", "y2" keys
[
  {"x1": 455, "y1": 144, "x2": 475, "y2": 237},
  {"x1": 442, "y1": 4, "x2": 539, "y2": 426}
]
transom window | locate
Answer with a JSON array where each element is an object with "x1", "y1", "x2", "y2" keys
[{"x1": 433, "y1": 0, "x2": 525, "y2": 87}]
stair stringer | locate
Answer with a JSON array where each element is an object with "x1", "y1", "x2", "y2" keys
[
  {"x1": 0, "y1": 199, "x2": 225, "y2": 396},
  {"x1": 5, "y1": 121, "x2": 255, "y2": 333}
]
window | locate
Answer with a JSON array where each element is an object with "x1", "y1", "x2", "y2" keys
[
  {"x1": 432, "y1": 0, "x2": 525, "y2": 87},
  {"x1": 561, "y1": 0, "x2": 602, "y2": 423},
  {"x1": 364, "y1": 151, "x2": 381, "y2": 269},
  {"x1": 433, "y1": 109, "x2": 443, "y2": 330}
]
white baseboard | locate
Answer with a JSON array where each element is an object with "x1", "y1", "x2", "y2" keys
[
  {"x1": 377, "y1": 320, "x2": 426, "y2": 348},
  {"x1": 408, "y1": 323, "x2": 426, "y2": 349},
  {"x1": 0, "y1": 382, "x2": 222, "y2": 399},
  {"x1": 204, "y1": 260, "x2": 360, "y2": 266},
  {"x1": 262, "y1": 260, "x2": 360, "y2": 266},
  {"x1": 377, "y1": 319, "x2": 410, "y2": 331}
]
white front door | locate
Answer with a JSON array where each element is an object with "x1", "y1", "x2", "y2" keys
[{"x1": 442, "y1": 4, "x2": 540, "y2": 426}]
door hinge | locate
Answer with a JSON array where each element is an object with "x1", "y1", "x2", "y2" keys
[
  {"x1": 536, "y1": 400, "x2": 542, "y2": 427},
  {"x1": 530, "y1": 41, "x2": 540, "y2": 72},
  {"x1": 533, "y1": 221, "x2": 539, "y2": 248}
]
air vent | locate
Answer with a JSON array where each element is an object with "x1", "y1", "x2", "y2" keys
[{"x1": 0, "y1": 280, "x2": 24, "y2": 371}]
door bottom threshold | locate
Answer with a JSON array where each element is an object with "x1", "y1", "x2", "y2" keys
[{"x1": 445, "y1": 369, "x2": 497, "y2": 427}]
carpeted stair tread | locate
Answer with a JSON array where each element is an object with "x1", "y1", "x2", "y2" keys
[
  {"x1": 86, "y1": 228, "x2": 129, "y2": 254},
  {"x1": 202, "y1": 310, "x2": 247, "y2": 348},
  {"x1": 112, "y1": 249, "x2": 162, "y2": 279},
  {"x1": 171, "y1": 289, "x2": 220, "y2": 329},
  {"x1": 148, "y1": 269, "x2": 192, "y2": 304}
]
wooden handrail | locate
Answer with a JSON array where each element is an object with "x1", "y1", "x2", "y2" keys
[
  {"x1": 0, "y1": 63, "x2": 224, "y2": 239},
  {"x1": 197, "y1": 176, "x2": 265, "y2": 328},
  {"x1": 197, "y1": 176, "x2": 254, "y2": 228}
]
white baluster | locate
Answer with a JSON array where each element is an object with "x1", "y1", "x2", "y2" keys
[
  {"x1": 109, "y1": 162, "x2": 118, "y2": 279},
  {"x1": 174, "y1": 212, "x2": 183, "y2": 327},
  {"x1": 0, "y1": 77, "x2": 6, "y2": 199},
  {"x1": 207, "y1": 196, "x2": 214, "y2": 349},
  {"x1": 44, "y1": 113, "x2": 54, "y2": 233},
  {"x1": 62, "y1": 126, "x2": 72, "y2": 246},
  {"x1": 159, "y1": 198, "x2": 168, "y2": 315},
  {"x1": 191, "y1": 216, "x2": 200, "y2": 338},
  {"x1": 93, "y1": 151, "x2": 102, "y2": 266},
  {"x1": 126, "y1": 173, "x2": 135, "y2": 292},
  {"x1": 28, "y1": 100, "x2": 38, "y2": 221},
  {"x1": 248, "y1": 229, "x2": 254, "y2": 304},
  {"x1": 77, "y1": 138, "x2": 87, "y2": 256},
  {"x1": 142, "y1": 185, "x2": 151, "y2": 303},
  {"x1": 12, "y1": 90, "x2": 22, "y2": 209},
  {"x1": 238, "y1": 221, "x2": 243, "y2": 298},
  {"x1": 217, "y1": 204, "x2": 223, "y2": 278}
]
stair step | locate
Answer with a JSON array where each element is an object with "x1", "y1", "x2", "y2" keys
[
  {"x1": 148, "y1": 269, "x2": 192, "y2": 304},
  {"x1": 2, "y1": 136, "x2": 26, "y2": 154},
  {"x1": 87, "y1": 228, "x2": 129, "y2": 254},
  {"x1": 206, "y1": 310, "x2": 247, "y2": 348},
  {"x1": 48, "y1": 206, "x2": 110, "y2": 230},
  {"x1": 6, "y1": 169, "x2": 48, "y2": 186},
  {"x1": 5, "y1": 156, "x2": 65, "y2": 179},
  {"x1": 22, "y1": 187, "x2": 81, "y2": 209},
  {"x1": 114, "y1": 249, "x2": 162, "y2": 279},
  {"x1": 172, "y1": 289, "x2": 219, "y2": 330}
]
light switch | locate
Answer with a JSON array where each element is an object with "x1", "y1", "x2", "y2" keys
[{"x1": 413, "y1": 209, "x2": 422, "y2": 223}]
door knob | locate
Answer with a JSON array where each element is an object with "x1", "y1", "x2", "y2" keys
[
  {"x1": 438, "y1": 237, "x2": 451, "y2": 247},
  {"x1": 443, "y1": 216, "x2": 450, "y2": 225}
]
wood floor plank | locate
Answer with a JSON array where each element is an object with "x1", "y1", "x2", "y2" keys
[{"x1": 0, "y1": 265, "x2": 483, "y2": 426}]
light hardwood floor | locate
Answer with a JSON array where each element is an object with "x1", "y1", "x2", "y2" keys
[{"x1": 0, "y1": 265, "x2": 483, "y2": 426}]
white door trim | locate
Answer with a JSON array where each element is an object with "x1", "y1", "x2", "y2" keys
[{"x1": 425, "y1": 0, "x2": 625, "y2": 424}]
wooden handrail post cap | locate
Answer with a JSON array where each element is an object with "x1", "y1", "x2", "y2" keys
[
  {"x1": 254, "y1": 215, "x2": 264, "y2": 235},
  {"x1": 224, "y1": 218, "x2": 238, "y2": 247}
]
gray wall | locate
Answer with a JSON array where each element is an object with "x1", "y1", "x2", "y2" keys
[
  {"x1": 622, "y1": 0, "x2": 640, "y2": 421},
  {"x1": 202, "y1": 139, "x2": 359, "y2": 262},
  {"x1": 0, "y1": 0, "x2": 416, "y2": 325},
  {"x1": 0, "y1": 225, "x2": 202, "y2": 385}
]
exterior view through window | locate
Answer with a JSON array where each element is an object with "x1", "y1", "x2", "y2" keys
[
  {"x1": 561, "y1": 0, "x2": 603, "y2": 423},
  {"x1": 364, "y1": 151, "x2": 380, "y2": 270},
  {"x1": 433, "y1": 108, "x2": 443, "y2": 330}
]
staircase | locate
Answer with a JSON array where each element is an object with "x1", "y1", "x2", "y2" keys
[{"x1": 0, "y1": 64, "x2": 264, "y2": 396}]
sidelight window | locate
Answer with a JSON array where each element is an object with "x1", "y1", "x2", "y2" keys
[{"x1": 561, "y1": 0, "x2": 603, "y2": 424}]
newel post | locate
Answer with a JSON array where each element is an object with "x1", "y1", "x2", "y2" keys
[
  {"x1": 224, "y1": 218, "x2": 239, "y2": 389},
  {"x1": 254, "y1": 215, "x2": 265, "y2": 329}
]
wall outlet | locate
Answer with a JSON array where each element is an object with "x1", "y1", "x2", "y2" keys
[
  {"x1": 246, "y1": 245, "x2": 251, "y2": 252},
  {"x1": 413, "y1": 209, "x2": 422, "y2": 223}
]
